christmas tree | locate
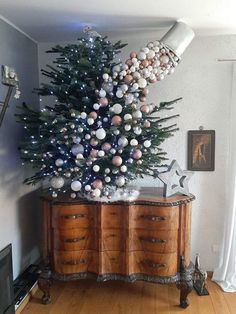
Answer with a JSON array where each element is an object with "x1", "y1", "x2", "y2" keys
[{"x1": 16, "y1": 27, "x2": 181, "y2": 200}]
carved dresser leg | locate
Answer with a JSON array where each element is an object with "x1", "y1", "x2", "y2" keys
[
  {"x1": 38, "y1": 265, "x2": 52, "y2": 304},
  {"x1": 176, "y1": 256, "x2": 194, "y2": 308}
]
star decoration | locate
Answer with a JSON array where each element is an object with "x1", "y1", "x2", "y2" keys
[{"x1": 157, "y1": 160, "x2": 194, "y2": 197}]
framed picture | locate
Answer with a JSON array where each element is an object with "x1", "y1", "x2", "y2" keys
[{"x1": 187, "y1": 130, "x2": 215, "y2": 171}]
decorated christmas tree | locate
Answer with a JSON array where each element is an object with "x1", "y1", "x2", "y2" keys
[{"x1": 16, "y1": 26, "x2": 184, "y2": 200}]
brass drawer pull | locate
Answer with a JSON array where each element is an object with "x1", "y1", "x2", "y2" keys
[
  {"x1": 142, "y1": 259, "x2": 166, "y2": 269},
  {"x1": 62, "y1": 259, "x2": 87, "y2": 265},
  {"x1": 61, "y1": 214, "x2": 86, "y2": 220},
  {"x1": 139, "y1": 236, "x2": 167, "y2": 244},
  {"x1": 64, "y1": 236, "x2": 86, "y2": 243},
  {"x1": 140, "y1": 215, "x2": 167, "y2": 222}
]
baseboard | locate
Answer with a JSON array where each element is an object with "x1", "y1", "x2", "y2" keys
[{"x1": 15, "y1": 283, "x2": 39, "y2": 314}]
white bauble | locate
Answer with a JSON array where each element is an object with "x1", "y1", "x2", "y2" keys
[
  {"x1": 133, "y1": 72, "x2": 141, "y2": 80},
  {"x1": 133, "y1": 127, "x2": 142, "y2": 135},
  {"x1": 160, "y1": 55, "x2": 169, "y2": 64},
  {"x1": 93, "y1": 103, "x2": 100, "y2": 110},
  {"x1": 110, "y1": 148, "x2": 116, "y2": 154},
  {"x1": 98, "y1": 150, "x2": 105, "y2": 157},
  {"x1": 50, "y1": 176, "x2": 65, "y2": 189},
  {"x1": 125, "y1": 124, "x2": 131, "y2": 131},
  {"x1": 132, "y1": 83, "x2": 139, "y2": 91},
  {"x1": 93, "y1": 165, "x2": 100, "y2": 172},
  {"x1": 102, "y1": 73, "x2": 109, "y2": 81},
  {"x1": 115, "y1": 176, "x2": 125, "y2": 187},
  {"x1": 130, "y1": 66, "x2": 136, "y2": 72},
  {"x1": 73, "y1": 137, "x2": 81, "y2": 144},
  {"x1": 71, "y1": 180, "x2": 82, "y2": 191},
  {"x1": 153, "y1": 46, "x2": 160, "y2": 53},
  {"x1": 71, "y1": 144, "x2": 84, "y2": 156},
  {"x1": 141, "y1": 47, "x2": 149, "y2": 54},
  {"x1": 120, "y1": 165, "x2": 127, "y2": 173},
  {"x1": 55, "y1": 158, "x2": 64, "y2": 167},
  {"x1": 149, "y1": 73, "x2": 156, "y2": 81},
  {"x1": 96, "y1": 128, "x2": 106, "y2": 140},
  {"x1": 85, "y1": 134, "x2": 91, "y2": 140},
  {"x1": 153, "y1": 40, "x2": 160, "y2": 47},
  {"x1": 113, "y1": 65, "x2": 120, "y2": 73},
  {"x1": 138, "y1": 78, "x2": 147, "y2": 88},
  {"x1": 85, "y1": 185, "x2": 91, "y2": 192},
  {"x1": 112, "y1": 103, "x2": 122, "y2": 114},
  {"x1": 157, "y1": 74, "x2": 164, "y2": 81},
  {"x1": 71, "y1": 193, "x2": 76, "y2": 199},
  {"x1": 105, "y1": 176, "x2": 111, "y2": 183},
  {"x1": 137, "y1": 51, "x2": 146, "y2": 60},
  {"x1": 52, "y1": 192, "x2": 57, "y2": 198},
  {"x1": 116, "y1": 90, "x2": 123, "y2": 98},
  {"x1": 142, "y1": 68, "x2": 150, "y2": 78},
  {"x1": 87, "y1": 118, "x2": 95, "y2": 125},
  {"x1": 93, "y1": 188, "x2": 101, "y2": 198},
  {"x1": 78, "y1": 127, "x2": 84, "y2": 133},
  {"x1": 113, "y1": 129, "x2": 120, "y2": 135},
  {"x1": 81, "y1": 112, "x2": 87, "y2": 119},
  {"x1": 130, "y1": 139, "x2": 138, "y2": 146},
  {"x1": 99, "y1": 89, "x2": 106, "y2": 97},
  {"x1": 125, "y1": 94, "x2": 134, "y2": 105},
  {"x1": 103, "y1": 117, "x2": 108, "y2": 122},
  {"x1": 147, "y1": 50, "x2": 155, "y2": 59},
  {"x1": 144, "y1": 140, "x2": 151, "y2": 148},
  {"x1": 76, "y1": 153, "x2": 84, "y2": 159},
  {"x1": 118, "y1": 136, "x2": 128, "y2": 147},
  {"x1": 131, "y1": 57, "x2": 137, "y2": 63},
  {"x1": 148, "y1": 42, "x2": 154, "y2": 48},
  {"x1": 105, "y1": 168, "x2": 110, "y2": 174},
  {"x1": 124, "y1": 113, "x2": 132, "y2": 121},
  {"x1": 120, "y1": 84, "x2": 128, "y2": 92},
  {"x1": 132, "y1": 110, "x2": 142, "y2": 120}
]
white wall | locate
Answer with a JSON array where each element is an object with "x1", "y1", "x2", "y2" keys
[
  {"x1": 0, "y1": 18, "x2": 40, "y2": 278},
  {"x1": 38, "y1": 31, "x2": 236, "y2": 270}
]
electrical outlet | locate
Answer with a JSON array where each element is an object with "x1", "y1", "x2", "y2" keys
[{"x1": 212, "y1": 244, "x2": 220, "y2": 253}]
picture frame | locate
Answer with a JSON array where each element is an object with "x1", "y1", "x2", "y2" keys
[{"x1": 187, "y1": 130, "x2": 215, "y2": 171}]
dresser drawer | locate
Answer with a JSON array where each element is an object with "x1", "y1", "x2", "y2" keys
[
  {"x1": 129, "y1": 205, "x2": 179, "y2": 230},
  {"x1": 129, "y1": 251, "x2": 177, "y2": 276},
  {"x1": 129, "y1": 229, "x2": 177, "y2": 253},
  {"x1": 52, "y1": 204, "x2": 96, "y2": 229},
  {"x1": 54, "y1": 250, "x2": 98, "y2": 274},
  {"x1": 101, "y1": 204, "x2": 124, "y2": 229},
  {"x1": 100, "y1": 251, "x2": 125, "y2": 274},
  {"x1": 100, "y1": 229, "x2": 125, "y2": 251},
  {"x1": 54, "y1": 228, "x2": 97, "y2": 251}
]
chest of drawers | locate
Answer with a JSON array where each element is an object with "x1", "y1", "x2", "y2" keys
[{"x1": 39, "y1": 188, "x2": 195, "y2": 308}]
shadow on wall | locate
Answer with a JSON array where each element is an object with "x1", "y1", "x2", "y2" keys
[{"x1": 17, "y1": 189, "x2": 42, "y2": 271}]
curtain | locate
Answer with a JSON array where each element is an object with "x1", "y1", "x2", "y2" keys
[{"x1": 212, "y1": 63, "x2": 236, "y2": 292}]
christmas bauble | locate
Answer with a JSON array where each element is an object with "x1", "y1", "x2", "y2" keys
[
  {"x1": 144, "y1": 140, "x2": 151, "y2": 148},
  {"x1": 120, "y1": 165, "x2": 127, "y2": 173},
  {"x1": 80, "y1": 112, "x2": 87, "y2": 119},
  {"x1": 98, "y1": 150, "x2": 105, "y2": 157},
  {"x1": 71, "y1": 180, "x2": 82, "y2": 191},
  {"x1": 140, "y1": 105, "x2": 150, "y2": 113},
  {"x1": 105, "y1": 168, "x2": 110, "y2": 174},
  {"x1": 93, "y1": 165, "x2": 100, "y2": 172},
  {"x1": 89, "y1": 111, "x2": 98, "y2": 120},
  {"x1": 118, "y1": 136, "x2": 128, "y2": 147},
  {"x1": 112, "y1": 156, "x2": 122, "y2": 166},
  {"x1": 124, "y1": 75, "x2": 133, "y2": 85},
  {"x1": 133, "y1": 126, "x2": 142, "y2": 135},
  {"x1": 76, "y1": 153, "x2": 84, "y2": 159},
  {"x1": 55, "y1": 158, "x2": 64, "y2": 167},
  {"x1": 52, "y1": 192, "x2": 58, "y2": 198},
  {"x1": 87, "y1": 118, "x2": 95, "y2": 125},
  {"x1": 90, "y1": 138, "x2": 98, "y2": 146},
  {"x1": 70, "y1": 193, "x2": 76, "y2": 199},
  {"x1": 102, "y1": 142, "x2": 112, "y2": 152},
  {"x1": 138, "y1": 78, "x2": 147, "y2": 88},
  {"x1": 95, "y1": 128, "x2": 106, "y2": 140},
  {"x1": 124, "y1": 113, "x2": 132, "y2": 121},
  {"x1": 85, "y1": 185, "x2": 91, "y2": 192},
  {"x1": 160, "y1": 55, "x2": 169, "y2": 64},
  {"x1": 110, "y1": 148, "x2": 116, "y2": 154},
  {"x1": 93, "y1": 188, "x2": 101, "y2": 198},
  {"x1": 50, "y1": 176, "x2": 64, "y2": 189},
  {"x1": 102, "y1": 73, "x2": 109, "y2": 81},
  {"x1": 147, "y1": 50, "x2": 155, "y2": 59},
  {"x1": 124, "y1": 124, "x2": 131, "y2": 131},
  {"x1": 137, "y1": 51, "x2": 146, "y2": 60},
  {"x1": 144, "y1": 120, "x2": 151, "y2": 128},
  {"x1": 111, "y1": 115, "x2": 122, "y2": 126},
  {"x1": 99, "y1": 97, "x2": 108, "y2": 107},
  {"x1": 132, "y1": 110, "x2": 142, "y2": 120},
  {"x1": 116, "y1": 90, "x2": 123, "y2": 98},
  {"x1": 130, "y1": 139, "x2": 138, "y2": 146},
  {"x1": 93, "y1": 103, "x2": 100, "y2": 110},
  {"x1": 90, "y1": 149, "x2": 98, "y2": 157},
  {"x1": 71, "y1": 144, "x2": 84, "y2": 156},
  {"x1": 112, "y1": 103, "x2": 122, "y2": 114},
  {"x1": 73, "y1": 137, "x2": 81, "y2": 144},
  {"x1": 99, "y1": 89, "x2": 106, "y2": 97},
  {"x1": 115, "y1": 176, "x2": 125, "y2": 187},
  {"x1": 133, "y1": 149, "x2": 142, "y2": 159},
  {"x1": 92, "y1": 179, "x2": 103, "y2": 189},
  {"x1": 105, "y1": 176, "x2": 111, "y2": 183}
]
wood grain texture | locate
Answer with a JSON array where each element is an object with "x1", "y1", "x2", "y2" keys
[
  {"x1": 100, "y1": 228, "x2": 125, "y2": 251},
  {"x1": 100, "y1": 204, "x2": 125, "y2": 229},
  {"x1": 100, "y1": 251, "x2": 125, "y2": 274},
  {"x1": 22, "y1": 279, "x2": 233, "y2": 314}
]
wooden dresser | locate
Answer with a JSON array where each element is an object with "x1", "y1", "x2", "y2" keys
[{"x1": 39, "y1": 188, "x2": 195, "y2": 308}]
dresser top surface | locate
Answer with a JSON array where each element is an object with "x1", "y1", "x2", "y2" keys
[{"x1": 42, "y1": 187, "x2": 195, "y2": 206}]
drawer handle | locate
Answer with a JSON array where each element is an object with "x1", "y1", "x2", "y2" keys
[
  {"x1": 61, "y1": 214, "x2": 86, "y2": 220},
  {"x1": 140, "y1": 215, "x2": 167, "y2": 222},
  {"x1": 142, "y1": 259, "x2": 166, "y2": 269},
  {"x1": 139, "y1": 236, "x2": 167, "y2": 244},
  {"x1": 62, "y1": 259, "x2": 87, "y2": 265},
  {"x1": 64, "y1": 236, "x2": 86, "y2": 243}
]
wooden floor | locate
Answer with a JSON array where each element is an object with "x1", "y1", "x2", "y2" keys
[{"x1": 22, "y1": 279, "x2": 236, "y2": 314}]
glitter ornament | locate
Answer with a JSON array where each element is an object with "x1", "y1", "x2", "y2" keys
[{"x1": 50, "y1": 176, "x2": 65, "y2": 189}]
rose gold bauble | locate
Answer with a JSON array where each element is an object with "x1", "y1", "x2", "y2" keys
[
  {"x1": 89, "y1": 111, "x2": 98, "y2": 120},
  {"x1": 99, "y1": 97, "x2": 108, "y2": 107},
  {"x1": 149, "y1": 78, "x2": 157, "y2": 84},
  {"x1": 111, "y1": 115, "x2": 122, "y2": 126},
  {"x1": 126, "y1": 59, "x2": 133, "y2": 66},
  {"x1": 90, "y1": 138, "x2": 98, "y2": 146},
  {"x1": 92, "y1": 179, "x2": 103, "y2": 189},
  {"x1": 142, "y1": 87, "x2": 149, "y2": 96},
  {"x1": 141, "y1": 105, "x2": 150, "y2": 113},
  {"x1": 90, "y1": 149, "x2": 98, "y2": 157},
  {"x1": 144, "y1": 120, "x2": 151, "y2": 128},
  {"x1": 133, "y1": 149, "x2": 142, "y2": 160},
  {"x1": 102, "y1": 142, "x2": 112, "y2": 151},
  {"x1": 124, "y1": 74, "x2": 133, "y2": 85},
  {"x1": 130, "y1": 51, "x2": 137, "y2": 58},
  {"x1": 112, "y1": 155, "x2": 123, "y2": 166},
  {"x1": 141, "y1": 60, "x2": 149, "y2": 68}
]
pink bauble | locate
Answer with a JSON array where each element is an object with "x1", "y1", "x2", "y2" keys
[
  {"x1": 139, "y1": 96, "x2": 146, "y2": 102},
  {"x1": 111, "y1": 115, "x2": 122, "y2": 126},
  {"x1": 126, "y1": 59, "x2": 133, "y2": 67},
  {"x1": 90, "y1": 149, "x2": 98, "y2": 157},
  {"x1": 90, "y1": 138, "x2": 98, "y2": 146},
  {"x1": 124, "y1": 74, "x2": 133, "y2": 85},
  {"x1": 89, "y1": 111, "x2": 98, "y2": 120},
  {"x1": 144, "y1": 120, "x2": 151, "y2": 128},
  {"x1": 92, "y1": 179, "x2": 103, "y2": 189},
  {"x1": 130, "y1": 51, "x2": 137, "y2": 58},
  {"x1": 112, "y1": 155, "x2": 123, "y2": 166},
  {"x1": 142, "y1": 60, "x2": 149, "y2": 68},
  {"x1": 142, "y1": 87, "x2": 149, "y2": 96},
  {"x1": 133, "y1": 149, "x2": 142, "y2": 160},
  {"x1": 149, "y1": 78, "x2": 157, "y2": 84},
  {"x1": 141, "y1": 105, "x2": 150, "y2": 113},
  {"x1": 102, "y1": 142, "x2": 112, "y2": 152},
  {"x1": 99, "y1": 97, "x2": 108, "y2": 107}
]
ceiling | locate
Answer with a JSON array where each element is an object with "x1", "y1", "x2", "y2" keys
[{"x1": 0, "y1": 0, "x2": 236, "y2": 42}]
